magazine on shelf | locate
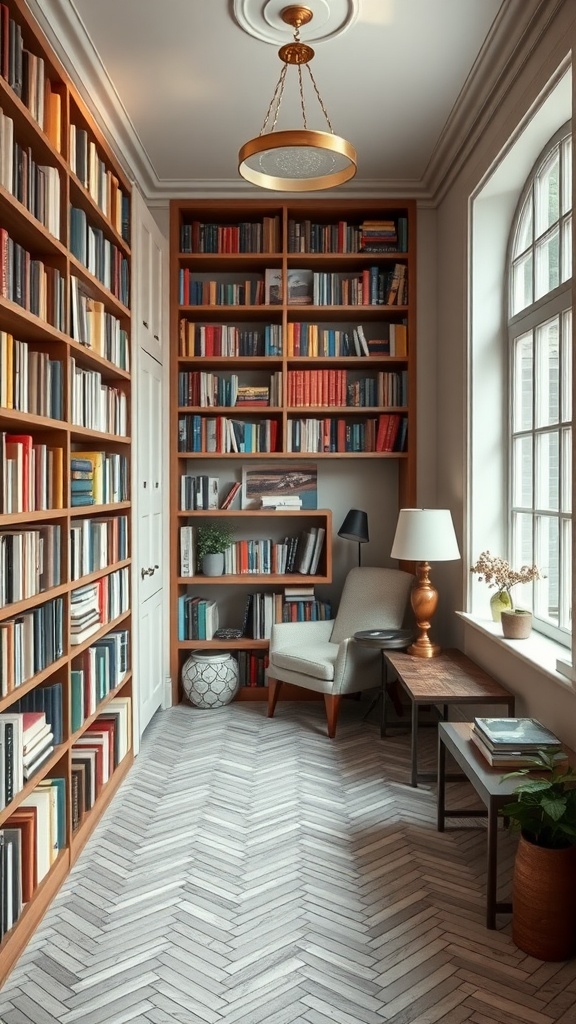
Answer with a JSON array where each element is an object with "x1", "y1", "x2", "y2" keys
[
  {"x1": 472, "y1": 717, "x2": 562, "y2": 750},
  {"x1": 469, "y1": 728, "x2": 567, "y2": 769}
]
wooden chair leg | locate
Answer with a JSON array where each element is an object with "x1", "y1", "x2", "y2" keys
[
  {"x1": 324, "y1": 694, "x2": 342, "y2": 738},
  {"x1": 267, "y1": 679, "x2": 282, "y2": 718}
]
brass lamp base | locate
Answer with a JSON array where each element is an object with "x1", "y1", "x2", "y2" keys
[{"x1": 409, "y1": 561, "x2": 442, "y2": 658}]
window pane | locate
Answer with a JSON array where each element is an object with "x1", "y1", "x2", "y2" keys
[
  {"x1": 535, "y1": 227, "x2": 560, "y2": 299},
  {"x1": 535, "y1": 148, "x2": 560, "y2": 235},
  {"x1": 535, "y1": 514, "x2": 559, "y2": 623},
  {"x1": 562, "y1": 308, "x2": 572, "y2": 420},
  {"x1": 514, "y1": 195, "x2": 533, "y2": 257},
  {"x1": 560, "y1": 518, "x2": 571, "y2": 630},
  {"x1": 512, "y1": 332, "x2": 533, "y2": 430},
  {"x1": 535, "y1": 317, "x2": 559, "y2": 427},
  {"x1": 562, "y1": 427, "x2": 572, "y2": 514},
  {"x1": 535, "y1": 431, "x2": 559, "y2": 510},
  {"x1": 511, "y1": 253, "x2": 533, "y2": 314},
  {"x1": 562, "y1": 214, "x2": 572, "y2": 281},
  {"x1": 562, "y1": 136, "x2": 572, "y2": 214},
  {"x1": 512, "y1": 436, "x2": 532, "y2": 506},
  {"x1": 511, "y1": 510, "x2": 533, "y2": 574}
]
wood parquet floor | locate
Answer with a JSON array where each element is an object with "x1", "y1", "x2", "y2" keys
[{"x1": 1, "y1": 697, "x2": 575, "y2": 1024}]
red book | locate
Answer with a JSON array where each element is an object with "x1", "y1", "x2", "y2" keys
[
  {"x1": 88, "y1": 719, "x2": 117, "y2": 772},
  {"x1": 376, "y1": 415, "x2": 390, "y2": 452}
]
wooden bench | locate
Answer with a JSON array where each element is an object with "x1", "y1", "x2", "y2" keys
[{"x1": 382, "y1": 648, "x2": 515, "y2": 786}]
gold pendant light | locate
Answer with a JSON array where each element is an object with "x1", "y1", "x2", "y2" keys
[{"x1": 238, "y1": 5, "x2": 357, "y2": 192}]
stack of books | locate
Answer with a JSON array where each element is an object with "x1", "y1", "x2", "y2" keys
[{"x1": 470, "y1": 717, "x2": 565, "y2": 768}]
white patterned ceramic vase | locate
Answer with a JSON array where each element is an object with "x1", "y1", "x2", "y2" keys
[{"x1": 181, "y1": 651, "x2": 240, "y2": 708}]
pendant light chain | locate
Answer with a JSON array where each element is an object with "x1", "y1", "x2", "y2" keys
[
  {"x1": 259, "y1": 63, "x2": 288, "y2": 135},
  {"x1": 304, "y1": 64, "x2": 334, "y2": 134}
]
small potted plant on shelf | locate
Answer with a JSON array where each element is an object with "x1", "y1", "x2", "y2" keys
[
  {"x1": 469, "y1": 550, "x2": 542, "y2": 635},
  {"x1": 501, "y1": 751, "x2": 576, "y2": 960},
  {"x1": 197, "y1": 522, "x2": 235, "y2": 576}
]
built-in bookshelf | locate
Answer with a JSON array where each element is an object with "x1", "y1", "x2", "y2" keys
[
  {"x1": 169, "y1": 199, "x2": 417, "y2": 703},
  {"x1": 0, "y1": 0, "x2": 132, "y2": 981}
]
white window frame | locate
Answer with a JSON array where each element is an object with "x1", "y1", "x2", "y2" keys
[{"x1": 507, "y1": 124, "x2": 572, "y2": 646}]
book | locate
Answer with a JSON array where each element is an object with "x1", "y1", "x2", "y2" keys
[
  {"x1": 473, "y1": 718, "x2": 562, "y2": 751},
  {"x1": 469, "y1": 727, "x2": 567, "y2": 768},
  {"x1": 220, "y1": 481, "x2": 242, "y2": 510}
]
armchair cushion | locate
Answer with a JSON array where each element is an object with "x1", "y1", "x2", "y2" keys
[{"x1": 271, "y1": 641, "x2": 337, "y2": 682}]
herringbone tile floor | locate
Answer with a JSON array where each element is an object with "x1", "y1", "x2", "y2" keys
[{"x1": 1, "y1": 697, "x2": 576, "y2": 1024}]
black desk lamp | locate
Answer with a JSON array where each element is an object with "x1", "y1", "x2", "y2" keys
[{"x1": 338, "y1": 509, "x2": 369, "y2": 566}]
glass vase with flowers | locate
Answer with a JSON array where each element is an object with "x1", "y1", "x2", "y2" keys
[{"x1": 470, "y1": 551, "x2": 542, "y2": 622}]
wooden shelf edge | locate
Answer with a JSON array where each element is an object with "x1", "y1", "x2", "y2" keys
[{"x1": 70, "y1": 750, "x2": 134, "y2": 864}]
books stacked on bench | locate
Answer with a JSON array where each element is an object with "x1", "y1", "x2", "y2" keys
[{"x1": 470, "y1": 717, "x2": 566, "y2": 768}]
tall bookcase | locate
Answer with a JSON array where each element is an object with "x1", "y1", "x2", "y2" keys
[
  {"x1": 169, "y1": 198, "x2": 416, "y2": 703},
  {"x1": 0, "y1": 0, "x2": 132, "y2": 980}
]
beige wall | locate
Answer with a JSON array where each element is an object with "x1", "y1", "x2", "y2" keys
[{"x1": 430, "y1": 4, "x2": 576, "y2": 744}]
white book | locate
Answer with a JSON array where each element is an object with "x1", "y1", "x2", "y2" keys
[
  {"x1": 180, "y1": 526, "x2": 195, "y2": 576},
  {"x1": 21, "y1": 788, "x2": 53, "y2": 881}
]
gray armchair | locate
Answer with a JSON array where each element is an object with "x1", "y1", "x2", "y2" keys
[{"x1": 266, "y1": 566, "x2": 413, "y2": 737}]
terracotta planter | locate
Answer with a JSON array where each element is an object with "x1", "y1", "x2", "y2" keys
[
  {"x1": 512, "y1": 834, "x2": 576, "y2": 960},
  {"x1": 501, "y1": 609, "x2": 532, "y2": 639}
]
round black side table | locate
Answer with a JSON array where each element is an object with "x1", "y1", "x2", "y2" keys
[{"x1": 353, "y1": 629, "x2": 416, "y2": 726}]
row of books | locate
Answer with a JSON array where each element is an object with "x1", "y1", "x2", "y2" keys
[
  {"x1": 0, "y1": 226, "x2": 65, "y2": 326},
  {"x1": 0, "y1": 693, "x2": 131, "y2": 941},
  {"x1": 70, "y1": 452, "x2": 129, "y2": 507},
  {"x1": 177, "y1": 596, "x2": 219, "y2": 641},
  {"x1": 286, "y1": 370, "x2": 407, "y2": 408},
  {"x1": 285, "y1": 321, "x2": 407, "y2": 358},
  {"x1": 70, "y1": 360, "x2": 128, "y2": 435},
  {"x1": 469, "y1": 717, "x2": 565, "y2": 767},
  {"x1": 70, "y1": 515, "x2": 129, "y2": 581},
  {"x1": 0, "y1": 598, "x2": 64, "y2": 695},
  {"x1": 70, "y1": 568, "x2": 130, "y2": 646},
  {"x1": 287, "y1": 216, "x2": 408, "y2": 254},
  {"x1": 180, "y1": 217, "x2": 280, "y2": 254},
  {"x1": 177, "y1": 371, "x2": 282, "y2": 409},
  {"x1": 179, "y1": 526, "x2": 325, "y2": 578},
  {"x1": 179, "y1": 273, "x2": 265, "y2": 308},
  {"x1": 0, "y1": 4, "x2": 64, "y2": 145},
  {"x1": 245, "y1": 591, "x2": 331, "y2": 640},
  {"x1": 287, "y1": 414, "x2": 407, "y2": 454},
  {"x1": 311, "y1": 265, "x2": 407, "y2": 307},
  {"x1": 69, "y1": 125, "x2": 130, "y2": 240},
  {"x1": 71, "y1": 697, "x2": 132, "y2": 831},
  {"x1": 0, "y1": 431, "x2": 63, "y2": 514},
  {"x1": 0, "y1": 710, "x2": 56, "y2": 808},
  {"x1": 71, "y1": 631, "x2": 129, "y2": 728},
  {"x1": 178, "y1": 415, "x2": 279, "y2": 455},
  {"x1": 0, "y1": 106, "x2": 60, "y2": 238},
  {"x1": 69, "y1": 207, "x2": 130, "y2": 306},
  {"x1": 0, "y1": 524, "x2": 61, "y2": 607},
  {"x1": 0, "y1": 775, "x2": 66, "y2": 940},
  {"x1": 0, "y1": 331, "x2": 64, "y2": 419},
  {"x1": 178, "y1": 321, "x2": 282, "y2": 358},
  {"x1": 70, "y1": 277, "x2": 130, "y2": 370}
]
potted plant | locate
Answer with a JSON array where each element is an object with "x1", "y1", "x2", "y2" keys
[
  {"x1": 197, "y1": 521, "x2": 235, "y2": 576},
  {"x1": 469, "y1": 550, "x2": 542, "y2": 629},
  {"x1": 501, "y1": 751, "x2": 576, "y2": 960}
]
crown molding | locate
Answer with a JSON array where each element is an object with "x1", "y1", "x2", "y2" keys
[{"x1": 423, "y1": 0, "x2": 568, "y2": 206}]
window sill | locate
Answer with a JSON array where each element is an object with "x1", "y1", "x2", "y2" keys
[{"x1": 457, "y1": 612, "x2": 574, "y2": 690}]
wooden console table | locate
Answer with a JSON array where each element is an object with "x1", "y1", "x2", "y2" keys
[{"x1": 382, "y1": 649, "x2": 515, "y2": 787}]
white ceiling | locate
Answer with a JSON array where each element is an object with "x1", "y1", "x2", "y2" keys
[{"x1": 27, "y1": 0, "x2": 538, "y2": 200}]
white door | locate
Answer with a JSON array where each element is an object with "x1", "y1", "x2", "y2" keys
[{"x1": 132, "y1": 190, "x2": 169, "y2": 743}]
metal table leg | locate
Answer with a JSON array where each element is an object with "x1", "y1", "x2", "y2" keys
[{"x1": 410, "y1": 700, "x2": 419, "y2": 787}]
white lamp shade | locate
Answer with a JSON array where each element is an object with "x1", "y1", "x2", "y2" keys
[{"x1": 391, "y1": 509, "x2": 461, "y2": 562}]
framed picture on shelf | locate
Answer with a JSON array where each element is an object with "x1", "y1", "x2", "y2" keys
[
  {"x1": 241, "y1": 463, "x2": 318, "y2": 510},
  {"x1": 264, "y1": 268, "x2": 282, "y2": 304},
  {"x1": 287, "y1": 268, "x2": 313, "y2": 305}
]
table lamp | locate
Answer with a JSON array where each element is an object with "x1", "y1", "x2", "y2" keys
[
  {"x1": 391, "y1": 508, "x2": 460, "y2": 657},
  {"x1": 338, "y1": 509, "x2": 369, "y2": 566}
]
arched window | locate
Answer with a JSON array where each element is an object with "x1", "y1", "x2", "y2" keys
[{"x1": 508, "y1": 124, "x2": 572, "y2": 642}]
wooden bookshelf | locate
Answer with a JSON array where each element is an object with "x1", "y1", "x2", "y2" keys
[
  {"x1": 0, "y1": 0, "x2": 133, "y2": 981},
  {"x1": 169, "y1": 199, "x2": 417, "y2": 703}
]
